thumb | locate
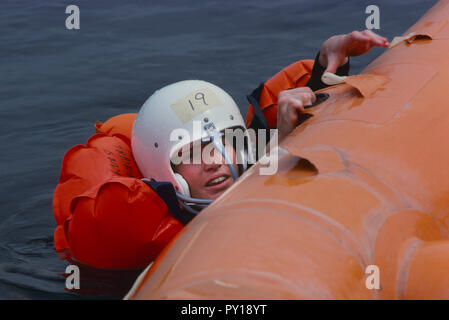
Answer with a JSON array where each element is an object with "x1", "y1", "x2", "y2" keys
[{"x1": 324, "y1": 58, "x2": 341, "y2": 74}]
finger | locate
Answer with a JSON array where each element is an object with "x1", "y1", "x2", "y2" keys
[
  {"x1": 287, "y1": 90, "x2": 316, "y2": 105},
  {"x1": 295, "y1": 87, "x2": 314, "y2": 94},
  {"x1": 279, "y1": 96, "x2": 304, "y2": 113},
  {"x1": 299, "y1": 94, "x2": 316, "y2": 107},
  {"x1": 363, "y1": 29, "x2": 383, "y2": 38},
  {"x1": 324, "y1": 58, "x2": 343, "y2": 74},
  {"x1": 309, "y1": 92, "x2": 317, "y2": 104},
  {"x1": 302, "y1": 93, "x2": 316, "y2": 107},
  {"x1": 289, "y1": 98, "x2": 305, "y2": 112},
  {"x1": 356, "y1": 30, "x2": 383, "y2": 46},
  {"x1": 286, "y1": 87, "x2": 314, "y2": 95},
  {"x1": 372, "y1": 38, "x2": 389, "y2": 47},
  {"x1": 304, "y1": 99, "x2": 314, "y2": 107},
  {"x1": 353, "y1": 33, "x2": 387, "y2": 52},
  {"x1": 349, "y1": 31, "x2": 371, "y2": 43},
  {"x1": 363, "y1": 30, "x2": 389, "y2": 46}
]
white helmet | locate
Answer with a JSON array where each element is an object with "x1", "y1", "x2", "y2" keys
[{"x1": 132, "y1": 80, "x2": 254, "y2": 215}]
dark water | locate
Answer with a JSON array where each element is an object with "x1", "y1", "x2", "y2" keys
[{"x1": 0, "y1": 0, "x2": 438, "y2": 299}]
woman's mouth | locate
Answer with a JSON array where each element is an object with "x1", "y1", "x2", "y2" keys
[{"x1": 205, "y1": 175, "x2": 230, "y2": 188}]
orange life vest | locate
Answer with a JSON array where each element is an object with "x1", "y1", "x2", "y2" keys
[{"x1": 53, "y1": 114, "x2": 183, "y2": 270}]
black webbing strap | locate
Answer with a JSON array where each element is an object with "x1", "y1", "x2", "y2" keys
[
  {"x1": 247, "y1": 82, "x2": 269, "y2": 132},
  {"x1": 142, "y1": 180, "x2": 195, "y2": 225}
]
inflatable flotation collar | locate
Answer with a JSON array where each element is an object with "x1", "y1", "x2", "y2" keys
[
  {"x1": 95, "y1": 113, "x2": 136, "y2": 141},
  {"x1": 53, "y1": 114, "x2": 183, "y2": 270},
  {"x1": 245, "y1": 59, "x2": 314, "y2": 129}
]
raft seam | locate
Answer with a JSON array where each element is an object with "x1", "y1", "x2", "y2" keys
[
  {"x1": 396, "y1": 238, "x2": 423, "y2": 300},
  {"x1": 155, "y1": 268, "x2": 334, "y2": 300}
]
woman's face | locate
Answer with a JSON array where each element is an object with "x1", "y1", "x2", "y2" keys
[{"x1": 173, "y1": 140, "x2": 237, "y2": 200}]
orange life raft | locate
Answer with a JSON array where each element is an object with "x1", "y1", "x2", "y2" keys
[
  {"x1": 53, "y1": 114, "x2": 183, "y2": 269},
  {"x1": 127, "y1": 0, "x2": 449, "y2": 299}
]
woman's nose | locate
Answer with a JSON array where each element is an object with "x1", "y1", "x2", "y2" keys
[{"x1": 202, "y1": 148, "x2": 224, "y2": 170}]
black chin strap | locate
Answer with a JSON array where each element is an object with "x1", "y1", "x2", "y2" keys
[{"x1": 142, "y1": 180, "x2": 195, "y2": 225}]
